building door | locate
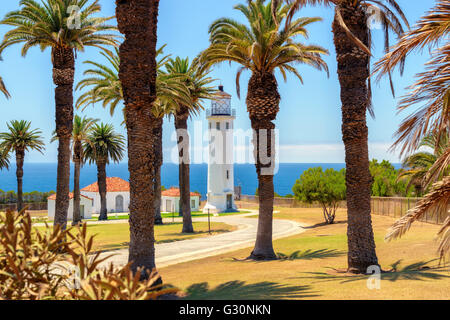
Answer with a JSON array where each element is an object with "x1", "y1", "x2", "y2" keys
[
  {"x1": 116, "y1": 195, "x2": 124, "y2": 213},
  {"x1": 80, "y1": 205, "x2": 85, "y2": 219},
  {"x1": 227, "y1": 194, "x2": 233, "y2": 210},
  {"x1": 166, "y1": 200, "x2": 172, "y2": 212}
]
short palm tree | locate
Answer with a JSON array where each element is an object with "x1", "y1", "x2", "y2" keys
[
  {"x1": 0, "y1": 0, "x2": 119, "y2": 229},
  {"x1": 282, "y1": 0, "x2": 409, "y2": 272},
  {"x1": 398, "y1": 130, "x2": 449, "y2": 196},
  {"x1": 83, "y1": 123, "x2": 125, "y2": 220},
  {"x1": 0, "y1": 120, "x2": 45, "y2": 212},
  {"x1": 52, "y1": 115, "x2": 98, "y2": 225},
  {"x1": 0, "y1": 147, "x2": 10, "y2": 170},
  {"x1": 198, "y1": 0, "x2": 328, "y2": 260},
  {"x1": 165, "y1": 57, "x2": 216, "y2": 233}
]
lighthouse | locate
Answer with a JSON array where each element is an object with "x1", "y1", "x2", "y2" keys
[{"x1": 203, "y1": 85, "x2": 238, "y2": 213}]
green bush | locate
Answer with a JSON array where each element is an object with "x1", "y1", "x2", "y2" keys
[{"x1": 292, "y1": 167, "x2": 346, "y2": 224}]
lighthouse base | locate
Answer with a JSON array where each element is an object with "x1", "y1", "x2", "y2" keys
[{"x1": 203, "y1": 196, "x2": 238, "y2": 214}]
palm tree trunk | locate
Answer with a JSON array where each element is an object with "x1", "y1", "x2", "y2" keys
[
  {"x1": 332, "y1": 5, "x2": 379, "y2": 273},
  {"x1": 97, "y1": 160, "x2": 108, "y2": 220},
  {"x1": 246, "y1": 72, "x2": 279, "y2": 260},
  {"x1": 52, "y1": 46, "x2": 75, "y2": 230},
  {"x1": 72, "y1": 141, "x2": 82, "y2": 225},
  {"x1": 116, "y1": 0, "x2": 160, "y2": 278},
  {"x1": 154, "y1": 118, "x2": 163, "y2": 225},
  {"x1": 175, "y1": 107, "x2": 194, "y2": 233},
  {"x1": 15, "y1": 148, "x2": 24, "y2": 212}
]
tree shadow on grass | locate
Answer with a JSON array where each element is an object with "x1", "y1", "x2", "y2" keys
[
  {"x1": 303, "y1": 220, "x2": 347, "y2": 229},
  {"x1": 290, "y1": 260, "x2": 449, "y2": 284},
  {"x1": 182, "y1": 281, "x2": 318, "y2": 300},
  {"x1": 276, "y1": 249, "x2": 345, "y2": 261}
]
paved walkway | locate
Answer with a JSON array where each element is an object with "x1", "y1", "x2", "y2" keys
[{"x1": 98, "y1": 210, "x2": 306, "y2": 269}]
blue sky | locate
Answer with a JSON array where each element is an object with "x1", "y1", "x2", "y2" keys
[{"x1": 0, "y1": 0, "x2": 435, "y2": 163}]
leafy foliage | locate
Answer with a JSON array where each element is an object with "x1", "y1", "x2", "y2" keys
[
  {"x1": 83, "y1": 123, "x2": 125, "y2": 165},
  {"x1": 292, "y1": 167, "x2": 346, "y2": 224},
  {"x1": 0, "y1": 120, "x2": 45, "y2": 156},
  {"x1": 0, "y1": 0, "x2": 119, "y2": 57},
  {"x1": 197, "y1": 0, "x2": 329, "y2": 98},
  {"x1": 369, "y1": 159, "x2": 411, "y2": 197},
  {"x1": 0, "y1": 209, "x2": 178, "y2": 300}
]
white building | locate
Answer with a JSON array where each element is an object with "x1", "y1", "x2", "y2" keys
[
  {"x1": 47, "y1": 193, "x2": 93, "y2": 220},
  {"x1": 81, "y1": 177, "x2": 130, "y2": 214},
  {"x1": 161, "y1": 187, "x2": 201, "y2": 213},
  {"x1": 203, "y1": 85, "x2": 238, "y2": 214}
]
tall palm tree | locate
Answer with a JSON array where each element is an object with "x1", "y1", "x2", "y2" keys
[
  {"x1": 83, "y1": 123, "x2": 125, "y2": 220},
  {"x1": 52, "y1": 115, "x2": 98, "y2": 225},
  {"x1": 198, "y1": 0, "x2": 328, "y2": 260},
  {"x1": 0, "y1": 0, "x2": 119, "y2": 229},
  {"x1": 0, "y1": 120, "x2": 45, "y2": 212},
  {"x1": 165, "y1": 57, "x2": 216, "y2": 233},
  {"x1": 282, "y1": 0, "x2": 409, "y2": 272},
  {"x1": 398, "y1": 130, "x2": 449, "y2": 196},
  {"x1": 116, "y1": 0, "x2": 160, "y2": 277},
  {"x1": 76, "y1": 47, "x2": 191, "y2": 225}
]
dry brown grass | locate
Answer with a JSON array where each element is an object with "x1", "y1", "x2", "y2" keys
[{"x1": 159, "y1": 207, "x2": 450, "y2": 300}]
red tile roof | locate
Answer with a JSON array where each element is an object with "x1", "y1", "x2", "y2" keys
[
  {"x1": 81, "y1": 177, "x2": 130, "y2": 192},
  {"x1": 48, "y1": 193, "x2": 93, "y2": 201},
  {"x1": 162, "y1": 187, "x2": 200, "y2": 197}
]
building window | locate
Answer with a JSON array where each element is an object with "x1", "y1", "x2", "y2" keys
[
  {"x1": 191, "y1": 199, "x2": 195, "y2": 208},
  {"x1": 226, "y1": 122, "x2": 230, "y2": 130},
  {"x1": 209, "y1": 122, "x2": 211, "y2": 129},
  {"x1": 216, "y1": 122, "x2": 220, "y2": 130},
  {"x1": 227, "y1": 170, "x2": 229, "y2": 180}
]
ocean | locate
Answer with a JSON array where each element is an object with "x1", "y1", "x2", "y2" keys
[{"x1": 0, "y1": 163, "x2": 399, "y2": 199}]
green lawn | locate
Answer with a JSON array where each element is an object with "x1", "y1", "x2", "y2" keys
[
  {"x1": 34, "y1": 221, "x2": 236, "y2": 252},
  {"x1": 159, "y1": 207, "x2": 450, "y2": 300},
  {"x1": 84, "y1": 210, "x2": 252, "y2": 221}
]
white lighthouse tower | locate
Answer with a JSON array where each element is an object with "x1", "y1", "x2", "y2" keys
[{"x1": 203, "y1": 85, "x2": 238, "y2": 213}]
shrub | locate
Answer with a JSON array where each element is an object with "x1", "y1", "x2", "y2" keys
[
  {"x1": 0, "y1": 209, "x2": 177, "y2": 300},
  {"x1": 292, "y1": 167, "x2": 346, "y2": 224}
]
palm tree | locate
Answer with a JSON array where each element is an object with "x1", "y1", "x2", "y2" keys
[
  {"x1": 0, "y1": 120, "x2": 45, "y2": 212},
  {"x1": 165, "y1": 57, "x2": 216, "y2": 233},
  {"x1": 398, "y1": 130, "x2": 449, "y2": 196},
  {"x1": 116, "y1": 0, "x2": 160, "y2": 277},
  {"x1": 0, "y1": 56, "x2": 11, "y2": 99},
  {"x1": 0, "y1": 0, "x2": 119, "y2": 229},
  {"x1": 281, "y1": 0, "x2": 409, "y2": 272},
  {"x1": 76, "y1": 47, "x2": 191, "y2": 225},
  {"x1": 52, "y1": 115, "x2": 98, "y2": 225},
  {"x1": 375, "y1": 1, "x2": 449, "y2": 261},
  {"x1": 374, "y1": 0, "x2": 449, "y2": 156},
  {"x1": 83, "y1": 123, "x2": 125, "y2": 220},
  {"x1": 0, "y1": 147, "x2": 10, "y2": 170},
  {"x1": 198, "y1": 0, "x2": 328, "y2": 260}
]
